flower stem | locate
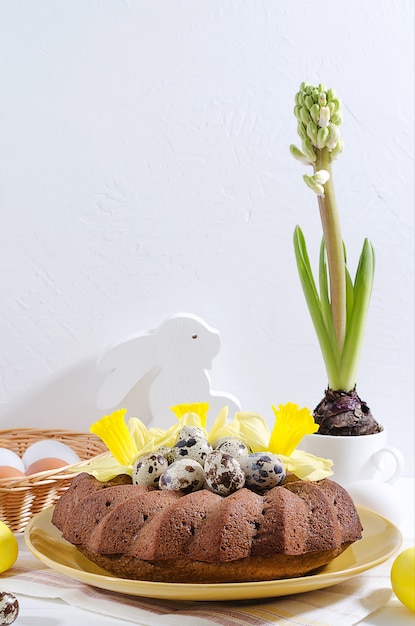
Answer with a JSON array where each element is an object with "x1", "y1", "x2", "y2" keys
[{"x1": 315, "y1": 148, "x2": 346, "y2": 353}]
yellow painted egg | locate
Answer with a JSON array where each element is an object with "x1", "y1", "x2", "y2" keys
[
  {"x1": 391, "y1": 547, "x2": 415, "y2": 612},
  {"x1": 0, "y1": 519, "x2": 18, "y2": 574}
]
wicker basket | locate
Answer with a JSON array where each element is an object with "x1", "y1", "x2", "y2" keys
[{"x1": 0, "y1": 428, "x2": 108, "y2": 533}]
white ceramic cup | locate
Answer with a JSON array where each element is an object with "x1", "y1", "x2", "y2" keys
[{"x1": 298, "y1": 429, "x2": 404, "y2": 487}]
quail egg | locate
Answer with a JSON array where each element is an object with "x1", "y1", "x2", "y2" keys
[
  {"x1": 204, "y1": 450, "x2": 245, "y2": 496},
  {"x1": 132, "y1": 452, "x2": 167, "y2": 488},
  {"x1": 159, "y1": 458, "x2": 205, "y2": 493},
  {"x1": 155, "y1": 445, "x2": 172, "y2": 459},
  {"x1": 178, "y1": 425, "x2": 206, "y2": 440},
  {"x1": 240, "y1": 452, "x2": 286, "y2": 492},
  {"x1": 169, "y1": 435, "x2": 212, "y2": 466},
  {"x1": 215, "y1": 437, "x2": 251, "y2": 459},
  {"x1": 0, "y1": 591, "x2": 19, "y2": 625}
]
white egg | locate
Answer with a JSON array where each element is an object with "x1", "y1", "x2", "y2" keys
[
  {"x1": 22, "y1": 440, "x2": 80, "y2": 469},
  {"x1": 0, "y1": 448, "x2": 25, "y2": 473}
]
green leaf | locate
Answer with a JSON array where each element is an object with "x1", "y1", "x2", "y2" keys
[
  {"x1": 340, "y1": 239, "x2": 375, "y2": 390},
  {"x1": 319, "y1": 239, "x2": 339, "y2": 352},
  {"x1": 343, "y1": 241, "x2": 354, "y2": 329},
  {"x1": 293, "y1": 227, "x2": 341, "y2": 387}
]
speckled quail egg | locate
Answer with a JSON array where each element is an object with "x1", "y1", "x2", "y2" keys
[
  {"x1": 159, "y1": 458, "x2": 205, "y2": 493},
  {"x1": 0, "y1": 591, "x2": 19, "y2": 625},
  {"x1": 155, "y1": 445, "x2": 172, "y2": 459},
  {"x1": 132, "y1": 452, "x2": 167, "y2": 488},
  {"x1": 239, "y1": 452, "x2": 286, "y2": 492},
  {"x1": 178, "y1": 425, "x2": 206, "y2": 440},
  {"x1": 215, "y1": 437, "x2": 251, "y2": 459},
  {"x1": 169, "y1": 435, "x2": 213, "y2": 466},
  {"x1": 204, "y1": 450, "x2": 245, "y2": 496}
]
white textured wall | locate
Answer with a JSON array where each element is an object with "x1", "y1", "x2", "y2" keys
[{"x1": 0, "y1": 0, "x2": 413, "y2": 474}]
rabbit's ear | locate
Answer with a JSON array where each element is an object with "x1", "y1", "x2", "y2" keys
[{"x1": 96, "y1": 332, "x2": 156, "y2": 410}]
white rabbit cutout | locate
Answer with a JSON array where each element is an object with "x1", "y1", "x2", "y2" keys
[{"x1": 96, "y1": 313, "x2": 240, "y2": 429}]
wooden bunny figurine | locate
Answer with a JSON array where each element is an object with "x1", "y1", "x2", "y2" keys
[{"x1": 96, "y1": 313, "x2": 240, "y2": 428}]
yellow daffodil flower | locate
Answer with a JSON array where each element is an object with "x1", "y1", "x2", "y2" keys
[
  {"x1": 81, "y1": 402, "x2": 332, "y2": 482},
  {"x1": 268, "y1": 402, "x2": 319, "y2": 456},
  {"x1": 89, "y1": 409, "x2": 138, "y2": 465},
  {"x1": 170, "y1": 402, "x2": 209, "y2": 428}
]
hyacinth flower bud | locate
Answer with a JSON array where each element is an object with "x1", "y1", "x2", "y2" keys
[
  {"x1": 297, "y1": 122, "x2": 308, "y2": 141},
  {"x1": 299, "y1": 106, "x2": 312, "y2": 126},
  {"x1": 303, "y1": 174, "x2": 324, "y2": 195},
  {"x1": 328, "y1": 99, "x2": 340, "y2": 115},
  {"x1": 317, "y1": 126, "x2": 330, "y2": 149},
  {"x1": 326, "y1": 88, "x2": 337, "y2": 102},
  {"x1": 306, "y1": 121, "x2": 318, "y2": 145},
  {"x1": 318, "y1": 106, "x2": 331, "y2": 127},
  {"x1": 289, "y1": 144, "x2": 311, "y2": 165},
  {"x1": 303, "y1": 169, "x2": 330, "y2": 196},
  {"x1": 297, "y1": 91, "x2": 306, "y2": 107},
  {"x1": 310, "y1": 103, "x2": 320, "y2": 125},
  {"x1": 311, "y1": 88, "x2": 320, "y2": 103},
  {"x1": 330, "y1": 111, "x2": 343, "y2": 125},
  {"x1": 302, "y1": 137, "x2": 317, "y2": 163},
  {"x1": 290, "y1": 82, "x2": 344, "y2": 175},
  {"x1": 305, "y1": 95, "x2": 314, "y2": 110},
  {"x1": 314, "y1": 169, "x2": 330, "y2": 185},
  {"x1": 318, "y1": 91, "x2": 327, "y2": 107},
  {"x1": 329, "y1": 136, "x2": 345, "y2": 161},
  {"x1": 326, "y1": 123, "x2": 340, "y2": 151}
]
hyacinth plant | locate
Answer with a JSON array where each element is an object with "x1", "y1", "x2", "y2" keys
[{"x1": 290, "y1": 82, "x2": 382, "y2": 436}]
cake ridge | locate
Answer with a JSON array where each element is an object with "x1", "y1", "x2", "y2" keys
[
  {"x1": 87, "y1": 489, "x2": 183, "y2": 555},
  {"x1": 128, "y1": 489, "x2": 222, "y2": 560},
  {"x1": 188, "y1": 487, "x2": 264, "y2": 563},
  {"x1": 283, "y1": 480, "x2": 342, "y2": 551}
]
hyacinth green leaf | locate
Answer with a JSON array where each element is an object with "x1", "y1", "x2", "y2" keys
[
  {"x1": 318, "y1": 240, "x2": 340, "y2": 357},
  {"x1": 293, "y1": 227, "x2": 340, "y2": 387},
  {"x1": 343, "y1": 243, "x2": 354, "y2": 330},
  {"x1": 340, "y1": 239, "x2": 375, "y2": 390},
  {"x1": 293, "y1": 226, "x2": 320, "y2": 303}
]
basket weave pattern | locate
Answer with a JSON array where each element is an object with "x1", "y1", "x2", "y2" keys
[{"x1": 0, "y1": 428, "x2": 107, "y2": 533}]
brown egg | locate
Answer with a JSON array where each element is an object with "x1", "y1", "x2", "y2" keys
[
  {"x1": 25, "y1": 458, "x2": 69, "y2": 475},
  {"x1": 0, "y1": 466, "x2": 26, "y2": 479}
]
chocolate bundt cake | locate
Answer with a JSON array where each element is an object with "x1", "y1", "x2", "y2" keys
[{"x1": 52, "y1": 472, "x2": 362, "y2": 583}]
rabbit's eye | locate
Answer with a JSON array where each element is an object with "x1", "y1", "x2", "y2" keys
[{"x1": 192, "y1": 334, "x2": 198, "y2": 339}]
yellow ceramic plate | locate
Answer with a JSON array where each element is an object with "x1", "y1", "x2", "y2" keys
[{"x1": 24, "y1": 506, "x2": 401, "y2": 601}]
